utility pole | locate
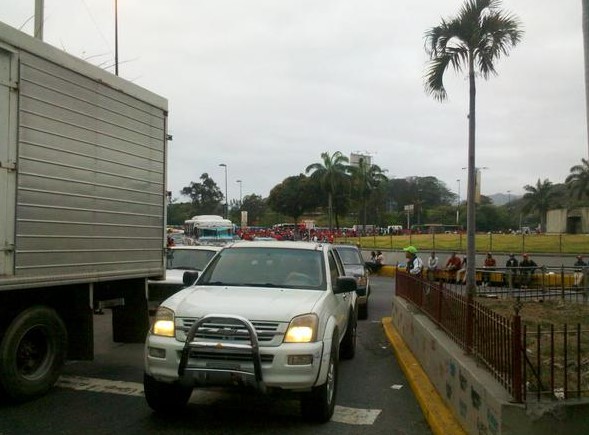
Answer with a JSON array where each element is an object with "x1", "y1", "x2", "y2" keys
[{"x1": 34, "y1": 0, "x2": 44, "y2": 40}]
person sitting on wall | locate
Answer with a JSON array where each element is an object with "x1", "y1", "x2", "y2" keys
[
  {"x1": 403, "y1": 246, "x2": 423, "y2": 276},
  {"x1": 427, "y1": 251, "x2": 439, "y2": 281},
  {"x1": 366, "y1": 251, "x2": 384, "y2": 274},
  {"x1": 573, "y1": 255, "x2": 587, "y2": 288},
  {"x1": 482, "y1": 252, "x2": 496, "y2": 287},
  {"x1": 519, "y1": 253, "x2": 537, "y2": 289},
  {"x1": 455, "y1": 256, "x2": 467, "y2": 284},
  {"x1": 445, "y1": 252, "x2": 462, "y2": 282}
]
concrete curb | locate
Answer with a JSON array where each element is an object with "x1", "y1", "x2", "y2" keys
[{"x1": 382, "y1": 317, "x2": 466, "y2": 435}]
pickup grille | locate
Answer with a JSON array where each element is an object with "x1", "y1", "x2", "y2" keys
[{"x1": 176, "y1": 317, "x2": 285, "y2": 345}]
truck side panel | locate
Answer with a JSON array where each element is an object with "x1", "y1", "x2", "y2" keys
[{"x1": 10, "y1": 51, "x2": 165, "y2": 282}]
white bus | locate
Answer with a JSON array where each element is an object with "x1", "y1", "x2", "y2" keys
[{"x1": 184, "y1": 215, "x2": 235, "y2": 244}]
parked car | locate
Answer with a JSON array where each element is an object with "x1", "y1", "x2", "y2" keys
[
  {"x1": 333, "y1": 244, "x2": 371, "y2": 320},
  {"x1": 148, "y1": 245, "x2": 221, "y2": 308},
  {"x1": 144, "y1": 241, "x2": 358, "y2": 423}
]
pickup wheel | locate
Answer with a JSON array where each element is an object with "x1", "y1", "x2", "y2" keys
[
  {"x1": 0, "y1": 306, "x2": 67, "y2": 402},
  {"x1": 339, "y1": 310, "x2": 357, "y2": 360},
  {"x1": 301, "y1": 340, "x2": 338, "y2": 423},
  {"x1": 358, "y1": 299, "x2": 368, "y2": 320},
  {"x1": 144, "y1": 373, "x2": 192, "y2": 413}
]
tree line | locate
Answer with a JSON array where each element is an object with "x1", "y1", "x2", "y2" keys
[{"x1": 167, "y1": 156, "x2": 589, "y2": 233}]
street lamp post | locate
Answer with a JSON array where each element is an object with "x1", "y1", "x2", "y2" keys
[
  {"x1": 236, "y1": 180, "x2": 242, "y2": 208},
  {"x1": 456, "y1": 178, "x2": 461, "y2": 225},
  {"x1": 219, "y1": 163, "x2": 228, "y2": 219}
]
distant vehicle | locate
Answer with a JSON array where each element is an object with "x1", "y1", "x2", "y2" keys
[
  {"x1": 387, "y1": 225, "x2": 403, "y2": 235},
  {"x1": 143, "y1": 241, "x2": 358, "y2": 422},
  {"x1": 148, "y1": 245, "x2": 221, "y2": 308},
  {"x1": 184, "y1": 215, "x2": 234, "y2": 244},
  {"x1": 333, "y1": 245, "x2": 371, "y2": 319}
]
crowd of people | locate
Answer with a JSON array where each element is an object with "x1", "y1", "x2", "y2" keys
[{"x1": 396, "y1": 249, "x2": 588, "y2": 288}]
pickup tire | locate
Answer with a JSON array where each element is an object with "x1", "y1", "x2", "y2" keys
[
  {"x1": 0, "y1": 306, "x2": 67, "y2": 402},
  {"x1": 301, "y1": 339, "x2": 338, "y2": 423},
  {"x1": 358, "y1": 299, "x2": 368, "y2": 320},
  {"x1": 339, "y1": 310, "x2": 357, "y2": 360},
  {"x1": 144, "y1": 373, "x2": 192, "y2": 413}
]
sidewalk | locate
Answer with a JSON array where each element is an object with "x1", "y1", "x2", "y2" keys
[{"x1": 382, "y1": 317, "x2": 466, "y2": 435}]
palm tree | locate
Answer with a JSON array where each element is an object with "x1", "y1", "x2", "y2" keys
[
  {"x1": 424, "y1": 0, "x2": 522, "y2": 295},
  {"x1": 565, "y1": 157, "x2": 589, "y2": 200},
  {"x1": 522, "y1": 179, "x2": 556, "y2": 232},
  {"x1": 349, "y1": 157, "x2": 388, "y2": 234},
  {"x1": 305, "y1": 151, "x2": 350, "y2": 230}
]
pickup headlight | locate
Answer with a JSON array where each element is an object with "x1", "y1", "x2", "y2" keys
[
  {"x1": 284, "y1": 314, "x2": 318, "y2": 343},
  {"x1": 152, "y1": 306, "x2": 175, "y2": 337}
]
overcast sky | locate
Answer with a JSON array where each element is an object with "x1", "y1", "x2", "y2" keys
[{"x1": 0, "y1": 0, "x2": 586, "y2": 204}]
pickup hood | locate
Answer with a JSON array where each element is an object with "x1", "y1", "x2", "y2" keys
[{"x1": 165, "y1": 286, "x2": 326, "y2": 322}]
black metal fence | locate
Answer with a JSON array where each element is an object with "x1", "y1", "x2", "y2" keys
[{"x1": 396, "y1": 271, "x2": 589, "y2": 403}]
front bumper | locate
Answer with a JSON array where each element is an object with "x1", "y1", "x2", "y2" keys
[{"x1": 145, "y1": 314, "x2": 326, "y2": 392}]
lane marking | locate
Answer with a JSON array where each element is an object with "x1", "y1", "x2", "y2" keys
[{"x1": 57, "y1": 375, "x2": 381, "y2": 425}]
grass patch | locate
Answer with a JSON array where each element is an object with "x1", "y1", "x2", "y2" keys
[{"x1": 336, "y1": 233, "x2": 589, "y2": 254}]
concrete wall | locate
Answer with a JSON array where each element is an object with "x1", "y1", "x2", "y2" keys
[
  {"x1": 391, "y1": 296, "x2": 589, "y2": 435},
  {"x1": 546, "y1": 209, "x2": 567, "y2": 233}
]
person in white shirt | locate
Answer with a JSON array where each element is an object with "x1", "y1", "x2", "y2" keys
[{"x1": 427, "y1": 251, "x2": 439, "y2": 280}]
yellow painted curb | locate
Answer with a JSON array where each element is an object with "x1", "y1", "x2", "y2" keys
[
  {"x1": 382, "y1": 317, "x2": 467, "y2": 435},
  {"x1": 377, "y1": 265, "x2": 397, "y2": 277}
]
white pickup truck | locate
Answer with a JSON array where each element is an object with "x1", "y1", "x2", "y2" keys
[{"x1": 144, "y1": 241, "x2": 359, "y2": 423}]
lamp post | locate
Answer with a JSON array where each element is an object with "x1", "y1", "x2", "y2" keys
[
  {"x1": 219, "y1": 163, "x2": 228, "y2": 219},
  {"x1": 236, "y1": 180, "x2": 243, "y2": 208},
  {"x1": 456, "y1": 178, "x2": 461, "y2": 225}
]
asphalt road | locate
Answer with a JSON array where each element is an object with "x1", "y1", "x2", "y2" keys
[{"x1": 0, "y1": 277, "x2": 431, "y2": 435}]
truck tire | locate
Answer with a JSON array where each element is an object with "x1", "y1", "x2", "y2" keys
[
  {"x1": 301, "y1": 340, "x2": 338, "y2": 423},
  {"x1": 144, "y1": 373, "x2": 192, "y2": 413},
  {"x1": 339, "y1": 310, "x2": 356, "y2": 360},
  {"x1": 0, "y1": 306, "x2": 67, "y2": 402}
]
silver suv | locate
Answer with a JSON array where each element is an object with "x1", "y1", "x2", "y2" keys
[{"x1": 143, "y1": 241, "x2": 358, "y2": 423}]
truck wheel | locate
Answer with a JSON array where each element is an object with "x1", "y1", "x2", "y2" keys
[
  {"x1": 301, "y1": 340, "x2": 338, "y2": 423},
  {"x1": 0, "y1": 306, "x2": 67, "y2": 402},
  {"x1": 144, "y1": 373, "x2": 192, "y2": 413},
  {"x1": 339, "y1": 311, "x2": 356, "y2": 360}
]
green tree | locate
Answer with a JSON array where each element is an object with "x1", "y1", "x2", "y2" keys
[
  {"x1": 267, "y1": 175, "x2": 321, "y2": 226},
  {"x1": 522, "y1": 179, "x2": 556, "y2": 232},
  {"x1": 240, "y1": 194, "x2": 267, "y2": 226},
  {"x1": 349, "y1": 157, "x2": 388, "y2": 233},
  {"x1": 565, "y1": 158, "x2": 589, "y2": 201},
  {"x1": 305, "y1": 151, "x2": 350, "y2": 230},
  {"x1": 424, "y1": 0, "x2": 522, "y2": 293},
  {"x1": 180, "y1": 173, "x2": 224, "y2": 215}
]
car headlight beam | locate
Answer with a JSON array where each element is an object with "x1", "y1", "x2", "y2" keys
[
  {"x1": 284, "y1": 314, "x2": 318, "y2": 343},
  {"x1": 152, "y1": 306, "x2": 175, "y2": 337}
]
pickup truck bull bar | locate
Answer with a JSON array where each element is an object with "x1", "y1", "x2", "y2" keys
[{"x1": 177, "y1": 314, "x2": 266, "y2": 392}]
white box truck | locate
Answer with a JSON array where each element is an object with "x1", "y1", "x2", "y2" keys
[{"x1": 0, "y1": 21, "x2": 168, "y2": 401}]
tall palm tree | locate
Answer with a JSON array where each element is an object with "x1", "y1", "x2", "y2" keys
[
  {"x1": 305, "y1": 151, "x2": 350, "y2": 230},
  {"x1": 349, "y1": 157, "x2": 388, "y2": 234},
  {"x1": 522, "y1": 179, "x2": 556, "y2": 232},
  {"x1": 565, "y1": 157, "x2": 589, "y2": 200},
  {"x1": 424, "y1": 0, "x2": 522, "y2": 295}
]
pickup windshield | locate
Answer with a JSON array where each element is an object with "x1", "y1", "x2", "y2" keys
[{"x1": 198, "y1": 247, "x2": 326, "y2": 290}]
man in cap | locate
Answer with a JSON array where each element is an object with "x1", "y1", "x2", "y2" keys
[{"x1": 403, "y1": 246, "x2": 423, "y2": 276}]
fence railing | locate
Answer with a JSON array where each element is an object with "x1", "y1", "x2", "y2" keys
[
  {"x1": 395, "y1": 272, "x2": 589, "y2": 402},
  {"x1": 436, "y1": 265, "x2": 589, "y2": 304}
]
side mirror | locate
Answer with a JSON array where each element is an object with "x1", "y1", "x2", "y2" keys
[
  {"x1": 334, "y1": 276, "x2": 357, "y2": 294},
  {"x1": 183, "y1": 271, "x2": 199, "y2": 286},
  {"x1": 355, "y1": 286, "x2": 366, "y2": 297}
]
